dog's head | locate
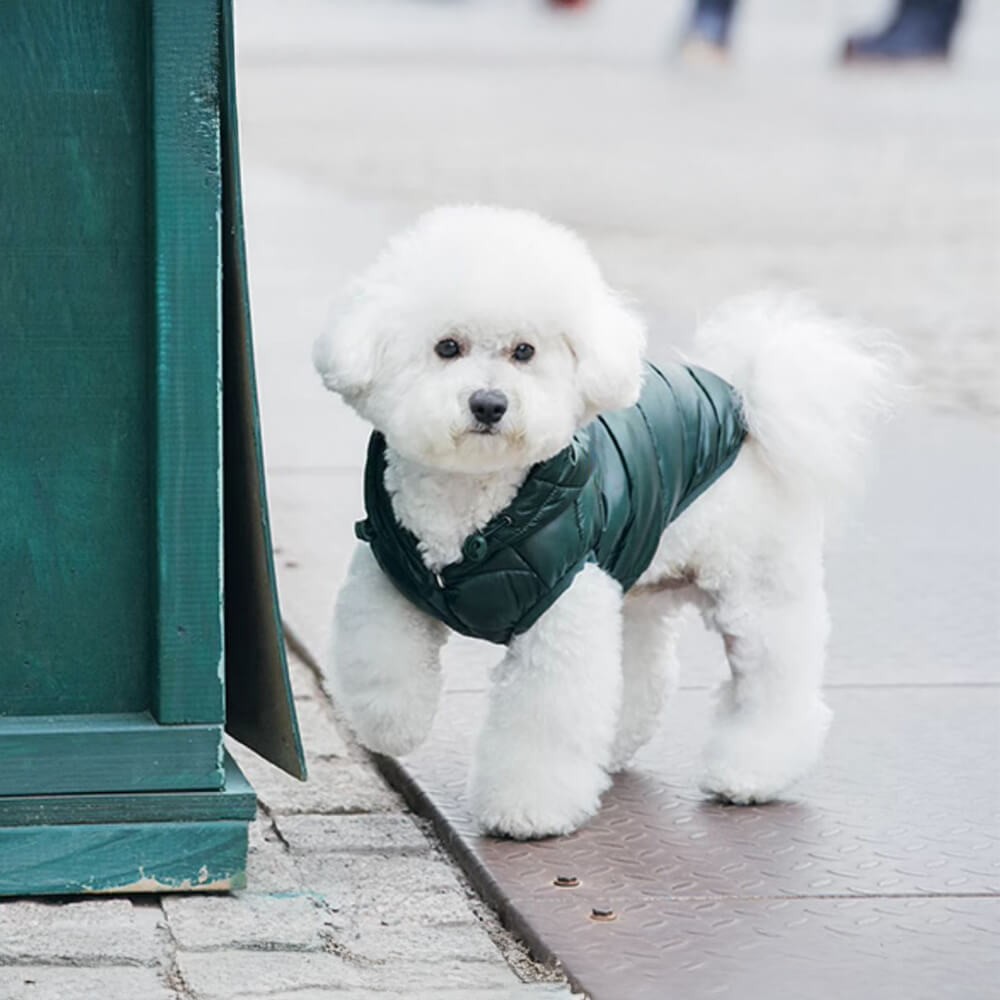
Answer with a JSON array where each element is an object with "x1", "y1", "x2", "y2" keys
[{"x1": 313, "y1": 205, "x2": 646, "y2": 473}]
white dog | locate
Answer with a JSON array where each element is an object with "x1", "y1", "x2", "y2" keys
[{"x1": 313, "y1": 205, "x2": 893, "y2": 840}]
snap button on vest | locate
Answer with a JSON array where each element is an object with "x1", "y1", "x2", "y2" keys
[
  {"x1": 354, "y1": 519, "x2": 374, "y2": 542},
  {"x1": 463, "y1": 534, "x2": 489, "y2": 562}
]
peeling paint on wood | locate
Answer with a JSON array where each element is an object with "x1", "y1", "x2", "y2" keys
[
  {"x1": 83, "y1": 867, "x2": 241, "y2": 895},
  {"x1": 0, "y1": 819, "x2": 249, "y2": 897}
]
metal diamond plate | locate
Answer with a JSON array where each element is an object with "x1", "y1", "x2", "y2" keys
[{"x1": 381, "y1": 685, "x2": 1000, "y2": 999}]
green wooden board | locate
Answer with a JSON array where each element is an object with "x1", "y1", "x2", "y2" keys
[
  {"x1": 151, "y1": 0, "x2": 225, "y2": 726},
  {"x1": 0, "y1": 714, "x2": 223, "y2": 797},
  {"x1": 0, "y1": 0, "x2": 153, "y2": 718},
  {"x1": 0, "y1": 0, "x2": 232, "y2": 796},
  {"x1": 0, "y1": 753, "x2": 253, "y2": 896},
  {"x1": 0, "y1": 755, "x2": 255, "y2": 827},
  {"x1": 0, "y1": 821, "x2": 248, "y2": 896},
  {"x1": 0, "y1": 0, "x2": 302, "y2": 896}
]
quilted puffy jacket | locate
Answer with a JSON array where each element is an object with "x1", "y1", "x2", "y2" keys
[{"x1": 354, "y1": 361, "x2": 746, "y2": 645}]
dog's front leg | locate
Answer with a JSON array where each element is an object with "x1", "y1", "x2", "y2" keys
[
  {"x1": 469, "y1": 563, "x2": 623, "y2": 839},
  {"x1": 329, "y1": 544, "x2": 448, "y2": 757}
]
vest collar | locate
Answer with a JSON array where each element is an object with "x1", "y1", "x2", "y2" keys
[{"x1": 358, "y1": 431, "x2": 592, "y2": 588}]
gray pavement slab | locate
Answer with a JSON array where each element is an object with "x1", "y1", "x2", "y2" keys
[
  {"x1": 0, "y1": 899, "x2": 164, "y2": 967},
  {"x1": 274, "y1": 813, "x2": 435, "y2": 856},
  {"x1": 175, "y1": 948, "x2": 531, "y2": 997},
  {"x1": 0, "y1": 967, "x2": 176, "y2": 1000},
  {"x1": 161, "y1": 893, "x2": 326, "y2": 952},
  {"x1": 241, "y1": 812, "x2": 304, "y2": 894},
  {"x1": 229, "y1": 744, "x2": 403, "y2": 816},
  {"x1": 289, "y1": 853, "x2": 479, "y2": 919},
  {"x1": 332, "y1": 921, "x2": 504, "y2": 965},
  {"x1": 257, "y1": 992, "x2": 575, "y2": 1000},
  {"x1": 284, "y1": 697, "x2": 352, "y2": 761},
  {"x1": 174, "y1": 950, "x2": 365, "y2": 998}
]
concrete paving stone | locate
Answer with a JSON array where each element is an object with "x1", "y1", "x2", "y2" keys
[
  {"x1": 175, "y1": 950, "x2": 362, "y2": 998},
  {"x1": 247, "y1": 809, "x2": 282, "y2": 849},
  {"x1": 331, "y1": 920, "x2": 502, "y2": 965},
  {"x1": 230, "y1": 743, "x2": 402, "y2": 815},
  {"x1": 356, "y1": 959, "x2": 531, "y2": 993},
  {"x1": 243, "y1": 817, "x2": 303, "y2": 894},
  {"x1": 286, "y1": 651, "x2": 322, "y2": 700},
  {"x1": 162, "y1": 893, "x2": 325, "y2": 951},
  {"x1": 294, "y1": 854, "x2": 475, "y2": 925},
  {"x1": 0, "y1": 966, "x2": 176, "y2": 1000},
  {"x1": 290, "y1": 696, "x2": 352, "y2": 760},
  {"x1": 260, "y1": 990, "x2": 579, "y2": 1000},
  {"x1": 0, "y1": 899, "x2": 162, "y2": 966},
  {"x1": 268, "y1": 470, "x2": 362, "y2": 663},
  {"x1": 275, "y1": 814, "x2": 431, "y2": 856}
]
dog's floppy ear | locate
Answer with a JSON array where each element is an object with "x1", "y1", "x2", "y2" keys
[
  {"x1": 312, "y1": 284, "x2": 384, "y2": 407},
  {"x1": 568, "y1": 289, "x2": 647, "y2": 422}
]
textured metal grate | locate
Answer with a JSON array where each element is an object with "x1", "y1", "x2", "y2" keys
[{"x1": 382, "y1": 682, "x2": 1000, "y2": 999}]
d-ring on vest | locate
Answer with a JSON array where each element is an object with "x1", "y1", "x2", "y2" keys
[{"x1": 356, "y1": 362, "x2": 746, "y2": 645}]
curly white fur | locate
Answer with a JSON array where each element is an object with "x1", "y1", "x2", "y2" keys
[{"x1": 315, "y1": 205, "x2": 895, "y2": 838}]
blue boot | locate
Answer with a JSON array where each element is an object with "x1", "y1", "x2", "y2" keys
[{"x1": 842, "y1": 0, "x2": 963, "y2": 62}]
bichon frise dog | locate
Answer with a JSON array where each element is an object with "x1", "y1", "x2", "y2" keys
[{"x1": 313, "y1": 205, "x2": 893, "y2": 840}]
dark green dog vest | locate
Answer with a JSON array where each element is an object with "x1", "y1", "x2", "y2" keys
[{"x1": 355, "y1": 361, "x2": 746, "y2": 645}]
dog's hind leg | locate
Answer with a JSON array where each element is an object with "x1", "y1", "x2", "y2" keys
[
  {"x1": 469, "y1": 563, "x2": 623, "y2": 839},
  {"x1": 698, "y1": 557, "x2": 833, "y2": 805},
  {"x1": 607, "y1": 589, "x2": 686, "y2": 772}
]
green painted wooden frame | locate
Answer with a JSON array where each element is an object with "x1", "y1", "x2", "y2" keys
[
  {"x1": 0, "y1": 0, "x2": 226, "y2": 797},
  {"x1": 0, "y1": 821, "x2": 249, "y2": 895},
  {"x1": 0, "y1": 755, "x2": 255, "y2": 896},
  {"x1": 151, "y1": 0, "x2": 225, "y2": 727},
  {"x1": 1, "y1": 0, "x2": 302, "y2": 817},
  {"x1": 0, "y1": 755, "x2": 255, "y2": 827},
  {"x1": 0, "y1": 714, "x2": 221, "y2": 796},
  {"x1": 0, "y1": 0, "x2": 301, "y2": 897}
]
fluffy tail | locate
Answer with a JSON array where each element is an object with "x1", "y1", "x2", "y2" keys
[{"x1": 692, "y1": 292, "x2": 899, "y2": 500}]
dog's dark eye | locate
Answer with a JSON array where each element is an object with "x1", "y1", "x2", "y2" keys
[
  {"x1": 512, "y1": 343, "x2": 535, "y2": 363},
  {"x1": 434, "y1": 338, "x2": 461, "y2": 360}
]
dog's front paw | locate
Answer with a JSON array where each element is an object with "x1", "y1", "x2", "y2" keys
[
  {"x1": 344, "y1": 687, "x2": 438, "y2": 758},
  {"x1": 469, "y1": 754, "x2": 611, "y2": 840},
  {"x1": 699, "y1": 697, "x2": 832, "y2": 804}
]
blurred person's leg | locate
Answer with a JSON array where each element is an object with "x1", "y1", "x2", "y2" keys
[
  {"x1": 680, "y1": 0, "x2": 738, "y2": 59},
  {"x1": 842, "y1": 0, "x2": 963, "y2": 63}
]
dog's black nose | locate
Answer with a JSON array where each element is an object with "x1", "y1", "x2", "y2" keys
[{"x1": 469, "y1": 389, "x2": 508, "y2": 425}]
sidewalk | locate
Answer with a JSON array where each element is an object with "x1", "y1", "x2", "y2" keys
[{"x1": 1, "y1": 1, "x2": 997, "y2": 997}]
